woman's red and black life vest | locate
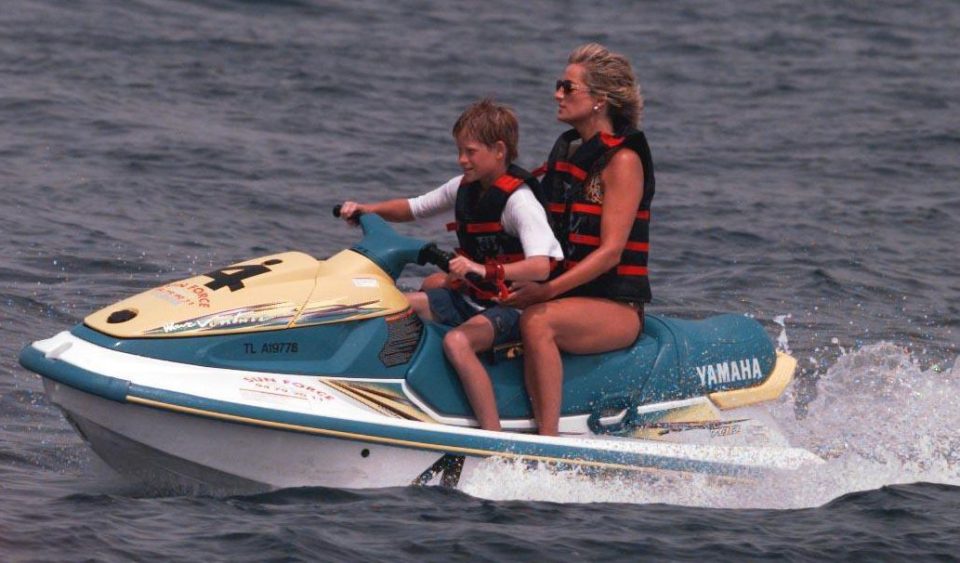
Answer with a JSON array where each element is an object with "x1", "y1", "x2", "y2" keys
[
  {"x1": 538, "y1": 128, "x2": 655, "y2": 303},
  {"x1": 445, "y1": 164, "x2": 543, "y2": 300}
]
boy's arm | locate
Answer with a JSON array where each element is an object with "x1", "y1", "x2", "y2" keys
[
  {"x1": 340, "y1": 199, "x2": 414, "y2": 222},
  {"x1": 502, "y1": 256, "x2": 551, "y2": 281},
  {"x1": 448, "y1": 255, "x2": 551, "y2": 282},
  {"x1": 501, "y1": 188, "x2": 564, "y2": 281},
  {"x1": 406, "y1": 176, "x2": 461, "y2": 219},
  {"x1": 340, "y1": 176, "x2": 461, "y2": 223}
]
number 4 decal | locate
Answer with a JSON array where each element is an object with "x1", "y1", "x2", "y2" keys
[{"x1": 203, "y1": 264, "x2": 271, "y2": 292}]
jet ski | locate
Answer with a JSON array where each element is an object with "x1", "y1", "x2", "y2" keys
[{"x1": 19, "y1": 210, "x2": 822, "y2": 491}]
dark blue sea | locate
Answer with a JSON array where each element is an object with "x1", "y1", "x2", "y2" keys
[{"x1": 2, "y1": 0, "x2": 959, "y2": 560}]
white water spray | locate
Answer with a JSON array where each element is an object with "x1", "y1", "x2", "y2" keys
[
  {"x1": 773, "y1": 314, "x2": 791, "y2": 354},
  {"x1": 461, "y1": 331, "x2": 959, "y2": 508}
]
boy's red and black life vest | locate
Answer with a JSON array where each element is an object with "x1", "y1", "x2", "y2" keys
[
  {"x1": 537, "y1": 128, "x2": 655, "y2": 303},
  {"x1": 445, "y1": 164, "x2": 542, "y2": 300}
]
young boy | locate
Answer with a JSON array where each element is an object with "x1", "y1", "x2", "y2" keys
[{"x1": 339, "y1": 98, "x2": 562, "y2": 431}]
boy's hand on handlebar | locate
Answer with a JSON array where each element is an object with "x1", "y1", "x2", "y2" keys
[
  {"x1": 448, "y1": 256, "x2": 484, "y2": 280},
  {"x1": 339, "y1": 201, "x2": 366, "y2": 224}
]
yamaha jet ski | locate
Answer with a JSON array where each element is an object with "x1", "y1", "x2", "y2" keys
[{"x1": 19, "y1": 210, "x2": 822, "y2": 491}]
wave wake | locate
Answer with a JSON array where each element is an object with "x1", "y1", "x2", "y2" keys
[{"x1": 461, "y1": 341, "x2": 959, "y2": 508}]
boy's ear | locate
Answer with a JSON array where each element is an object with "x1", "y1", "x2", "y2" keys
[{"x1": 494, "y1": 140, "x2": 507, "y2": 161}]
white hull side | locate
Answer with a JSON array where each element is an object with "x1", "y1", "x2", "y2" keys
[
  {"x1": 28, "y1": 331, "x2": 823, "y2": 492},
  {"x1": 44, "y1": 378, "x2": 475, "y2": 491}
]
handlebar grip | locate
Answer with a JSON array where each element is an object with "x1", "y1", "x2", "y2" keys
[
  {"x1": 417, "y1": 244, "x2": 454, "y2": 271},
  {"x1": 417, "y1": 245, "x2": 493, "y2": 290},
  {"x1": 332, "y1": 204, "x2": 343, "y2": 218}
]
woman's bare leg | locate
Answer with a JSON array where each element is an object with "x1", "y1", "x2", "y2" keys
[{"x1": 520, "y1": 297, "x2": 641, "y2": 436}]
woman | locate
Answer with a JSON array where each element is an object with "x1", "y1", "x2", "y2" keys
[{"x1": 504, "y1": 43, "x2": 655, "y2": 436}]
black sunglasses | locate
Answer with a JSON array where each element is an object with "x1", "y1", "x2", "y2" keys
[{"x1": 555, "y1": 79, "x2": 587, "y2": 95}]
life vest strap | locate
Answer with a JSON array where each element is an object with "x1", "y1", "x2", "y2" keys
[
  {"x1": 465, "y1": 222, "x2": 503, "y2": 234},
  {"x1": 564, "y1": 260, "x2": 648, "y2": 276},
  {"x1": 568, "y1": 233, "x2": 649, "y2": 252},
  {"x1": 492, "y1": 174, "x2": 525, "y2": 193},
  {"x1": 555, "y1": 161, "x2": 587, "y2": 181},
  {"x1": 450, "y1": 221, "x2": 504, "y2": 234},
  {"x1": 547, "y1": 202, "x2": 565, "y2": 214},
  {"x1": 571, "y1": 202, "x2": 602, "y2": 216},
  {"x1": 567, "y1": 203, "x2": 649, "y2": 221},
  {"x1": 463, "y1": 277, "x2": 510, "y2": 302},
  {"x1": 599, "y1": 132, "x2": 625, "y2": 148},
  {"x1": 569, "y1": 233, "x2": 600, "y2": 246},
  {"x1": 616, "y1": 265, "x2": 649, "y2": 276}
]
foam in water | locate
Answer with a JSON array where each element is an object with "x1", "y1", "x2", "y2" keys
[{"x1": 461, "y1": 335, "x2": 959, "y2": 508}]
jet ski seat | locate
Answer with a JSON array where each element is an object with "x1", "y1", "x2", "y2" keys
[{"x1": 404, "y1": 314, "x2": 778, "y2": 424}]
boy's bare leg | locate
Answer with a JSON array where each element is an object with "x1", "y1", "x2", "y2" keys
[
  {"x1": 442, "y1": 315, "x2": 500, "y2": 431},
  {"x1": 406, "y1": 291, "x2": 434, "y2": 321},
  {"x1": 420, "y1": 272, "x2": 448, "y2": 291}
]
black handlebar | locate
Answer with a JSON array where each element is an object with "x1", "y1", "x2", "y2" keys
[
  {"x1": 332, "y1": 204, "x2": 343, "y2": 218},
  {"x1": 417, "y1": 243, "x2": 453, "y2": 270},
  {"x1": 417, "y1": 244, "x2": 485, "y2": 286},
  {"x1": 466, "y1": 272, "x2": 485, "y2": 286}
]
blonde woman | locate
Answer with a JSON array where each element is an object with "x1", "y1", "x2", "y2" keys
[{"x1": 505, "y1": 44, "x2": 655, "y2": 436}]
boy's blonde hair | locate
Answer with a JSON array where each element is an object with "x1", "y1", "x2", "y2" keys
[
  {"x1": 452, "y1": 98, "x2": 519, "y2": 163},
  {"x1": 568, "y1": 43, "x2": 644, "y2": 130}
]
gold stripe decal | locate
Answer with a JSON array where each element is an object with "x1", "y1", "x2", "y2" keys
[{"x1": 326, "y1": 381, "x2": 435, "y2": 423}]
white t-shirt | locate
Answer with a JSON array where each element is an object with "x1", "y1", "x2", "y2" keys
[{"x1": 408, "y1": 175, "x2": 563, "y2": 260}]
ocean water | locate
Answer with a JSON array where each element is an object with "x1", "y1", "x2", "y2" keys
[{"x1": 2, "y1": 0, "x2": 958, "y2": 560}]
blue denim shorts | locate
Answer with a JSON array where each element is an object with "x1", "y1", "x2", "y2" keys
[{"x1": 425, "y1": 288, "x2": 521, "y2": 346}]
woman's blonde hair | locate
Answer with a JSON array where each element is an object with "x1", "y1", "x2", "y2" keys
[{"x1": 568, "y1": 43, "x2": 643, "y2": 130}]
